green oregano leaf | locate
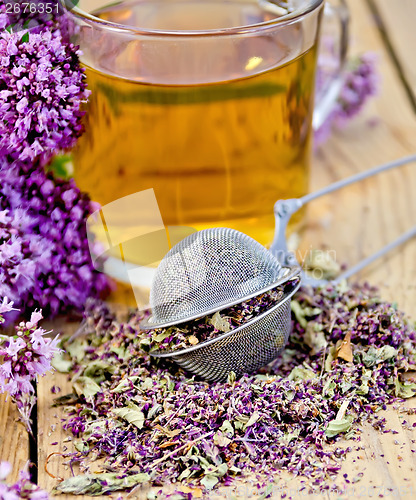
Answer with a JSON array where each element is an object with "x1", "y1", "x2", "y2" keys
[
  {"x1": 73, "y1": 376, "x2": 101, "y2": 397},
  {"x1": 55, "y1": 472, "x2": 150, "y2": 495},
  {"x1": 325, "y1": 415, "x2": 354, "y2": 438},
  {"x1": 113, "y1": 402, "x2": 145, "y2": 429}
]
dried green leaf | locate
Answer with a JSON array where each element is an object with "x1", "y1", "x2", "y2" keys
[
  {"x1": 288, "y1": 366, "x2": 316, "y2": 382},
  {"x1": 111, "y1": 376, "x2": 140, "y2": 393},
  {"x1": 325, "y1": 415, "x2": 354, "y2": 438},
  {"x1": 229, "y1": 465, "x2": 242, "y2": 475},
  {"x1": 74, "y1": 440, "x2": 89, "y2": 452},
  {"x1": 219, "y1": 420, "x2": 234, "y2": 437},
  {"x1": 227, "y1": 371, "x2": 236, "y2": 384},
  {"x1": 213, "y1": 431, "x2": 231, "y2": 447},
  {"x1": 290, "y1": 301, "x2": 307, "y2": 329},
  {"x1": 340, "y1": 379, "x2": 353, "y2": 393},
  {"x1": 165, "y1": 375, "x2": 175, "y2": 392},
  {"x1": 394, "y1": 378, "x2": 416, "y2": 399},
  {"x1": 73, "y1": 376, "x2": 101, "y2": 397},
  {"x1": 200, "y1": 474, "x2": 219, "y2": 490},
  {"x1": 233, "y1": 420, "x2": 244, "y2": 430},
  {"x1": 325, "y1": 346, "x2": 336, "y2": 372},
  {"x1": 51, "y1": 351, "x2": 72, "y2": 373},
  {"x1": 86, "y1": 419, "x2": 108, "y2": 436},
  {"x1": 152, "y1": 330, "x2": 172, "y2": 342},
  {"x1": 54, "y1": 475, "x2": 102, "y2": 495},
  {"x1": 282, "y1": 428, "x2": 300, "y2": 444},
  {"x1": 357, "y1": 368, "x2": 372, "y2": 396},
  {"x1": 235, "y1": 414, "x2": 249, "y2": 424},
  {"x1": 110, "y1": 345, "x2": 130, "y2": 360},
  {"x1": 148, "y1": 403, "x2": 163, "y2": 419},
  {"x1": 244, "y1": 411, "x2": 260, "y2": 429},
  {"x1": 209, "y1": 312, "x2": 231, "y2": 333},
  {"x1": 290, "y1": 301, "x2": 322, "y2": 329},
  {"x1": 113, "y1": 403, "x2": 145, "y2": 429},
  {"x1": 216, "y1": 463, "x2": 228, "y2": 477},
  {"x1": 322, "y1": 380, "x2": 336, "y2": 398},
  {"x1": 379, "y1": 345, "x2": 397, "y2": 360},
  {"x1": 52, "y1": 393, "x2": 79, "y2": 406},
  {"x1": 304, "y1": 323, "x2": 327, "y2": 355},
  {"x1": 54, "y1": 472, "x2": 150, "y2": 495},
  {"x1": 178, "y1": 468, "x2": 192, "y2": 481},
  {"x1": 362, "y1": 346, "x2": 398, "y2": 367},
  {"x1": 250, "y1": 384, "x2": 264, "y2": 395},
  {"x1": 83, "y1": 360, "x2": 115, "y2": 382},
  {"x1": 283, "y1": 388, "x2": 296, "y2": 401},
  {"x1": 151, "y1": 326, "x2": 178, "y2": 345},
  {"x1": 137, "y1": 377, "x2": 154, "y2": 392},
  {"x1": 67, "y1": 339, "x2": 88, "y2": 362}
]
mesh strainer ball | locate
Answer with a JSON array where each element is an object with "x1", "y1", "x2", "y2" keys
[{"x1": 141, "y1": 227, "x2": 301, "y2": 381}]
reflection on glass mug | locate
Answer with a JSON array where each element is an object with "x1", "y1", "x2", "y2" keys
[{"x1": 66, "y1": 0, "x2": 348, "y2": 273}]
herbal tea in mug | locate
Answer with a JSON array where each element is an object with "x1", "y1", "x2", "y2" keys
[{"x1": 67, "y1": 0, "x2": 346, "y2": 272}]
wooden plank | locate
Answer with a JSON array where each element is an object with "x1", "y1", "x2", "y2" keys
[
  {"x1": 37, "y1": 372, "x2": 86, "y2": 499},
  {"x1": 307, "y1": 0, "x2": 416, "y2": 312},
  {"x1": 314, "y1": 414, "x2": 416, "y2": 500},
  {"x1": 370, "y1": 0, "x2": 416, "y2": 104},
  {"x1": 36, "y1": 320, "x2": 82, "y2": 498},
  {"x1": 0, "y1": 393, "x2": 30, "y2": 484}
]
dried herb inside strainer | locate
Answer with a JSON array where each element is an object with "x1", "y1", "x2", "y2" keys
[{"x1": 140, "y1": 284, "x2": 287, "y2": 353}]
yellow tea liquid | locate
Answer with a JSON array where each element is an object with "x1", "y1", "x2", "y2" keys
[{"x1": 73, "y1": 0, "x2": 318, "y2": 256}]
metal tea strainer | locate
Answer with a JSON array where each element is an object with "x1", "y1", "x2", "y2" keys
[
  {"x1": 141, "y1": 155, "x2": 416, "y2": 382},
  {"x1": 141, "y1": 228, "x2": 302, "y2": 381}
]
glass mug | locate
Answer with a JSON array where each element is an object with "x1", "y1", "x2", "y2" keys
[{"x1": 64, "y1": 0, "x2": 348, "y2": 285}]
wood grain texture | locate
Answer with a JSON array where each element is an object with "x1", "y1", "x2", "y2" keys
[
  {"x1": 0, "y1": 393, "x2": 30, "y2": 484},
  {"x1": 5, "y1": 0, "x2": 416, "y2": 498},
  {"x1": 306, "y1": 0, "x2": 416, "y2": 312},
  {"x1": 371, "y1": 0, "x2": 416, "y2": 103},
  {"x1": 36, "y1": 321, "x2": 81, "y2": 498},
  {"x1": 37, "y1": 372, "x2": 86, "y2": 500}
]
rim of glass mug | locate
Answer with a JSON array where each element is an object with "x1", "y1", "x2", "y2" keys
[{"x1": 62, "y1": 0, "x2": 324, "y2": 36}]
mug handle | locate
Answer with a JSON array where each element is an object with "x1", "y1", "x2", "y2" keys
[{"x1": 312, "y1": 0, "x2": 350, "y2": 131}]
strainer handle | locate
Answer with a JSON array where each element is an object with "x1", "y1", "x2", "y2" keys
[
  {"x1": 332, "y1": 224, "x2": 416, "y2": 283},
  {"x1": 270, "y1": 154, "x2": 416, "y2": 257}
]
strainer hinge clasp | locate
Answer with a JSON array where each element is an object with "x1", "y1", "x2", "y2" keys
[{"x1": 270, "y1": 198, "x2": 303, "y2": 265}]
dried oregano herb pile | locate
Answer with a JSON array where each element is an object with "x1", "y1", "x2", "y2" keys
[
  {"x1": 53, "y1": 282, "x2": 416, "y2": 497},
  {"x1": 143, "y1": 285, "x2": 285, "y2": 353}
]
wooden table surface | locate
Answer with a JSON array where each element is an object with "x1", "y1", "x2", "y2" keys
[{"x1": 1, "y1": 1, "x2": 416, "y2": 498}]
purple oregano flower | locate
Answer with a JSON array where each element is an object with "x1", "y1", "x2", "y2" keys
[
  {"x1": 0, "y1": 6, "x2": 89, "y2": 166},
  {"x1": 0, "y1": 461, "x2": 49, "y2": 499},
  {"x1": 315, "y1": 53, "x2": 379, "y2": 146},
  {"x1": 0, "y1": 299, "x2": 60, "y2": 432},
  {"x1": 0, "y1": 158, "x2": 110, "y2": 323},
  {"x1": 0, "y1": 6, "x2": 109, "y2": 321}
]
